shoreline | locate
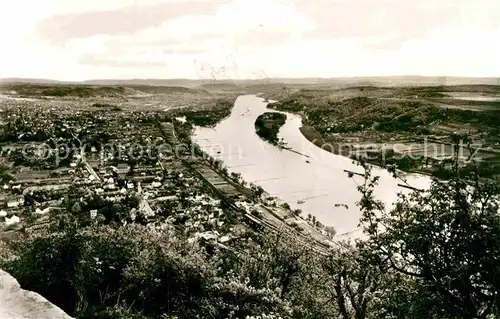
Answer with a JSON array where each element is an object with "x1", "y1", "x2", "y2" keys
[
  {"x1": 179, "y1": 124, "x2": 339, "y2": 245},
  {"x1": 191, "y1": 94, "x2": 427, "y2": 240},
  {"x1": 298, "y1": 124, "x2": 435, "y2": 179}
]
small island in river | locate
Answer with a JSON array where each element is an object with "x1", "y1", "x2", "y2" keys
[{"x1": 254, "y1": 111, "x2": 287, "y2": 147}]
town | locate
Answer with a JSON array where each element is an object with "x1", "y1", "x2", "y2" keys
[{"x1": 0, "y1": 85, "x2": 334, "y2": 257}]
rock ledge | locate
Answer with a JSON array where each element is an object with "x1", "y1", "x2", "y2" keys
[{"x1": 0, "y1": 269, "x2": 73, "y2": 319}]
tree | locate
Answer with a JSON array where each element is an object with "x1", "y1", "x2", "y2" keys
[
  {"x1": 127, "y1": 158, "x2": 138, "y2": 176},
  {"x1": 254, "y1": 186, "x2": 265, "y2": 199},
  {"x1": 213, "y1": 159, "x2": 223, "y2": 171},
  {"x1": 0, "y1": 163, "x2": 13, "y2": 184},
  {"x1": 230, "y1": 172, "x2": 241, "y2": 183},
  {"x1": 220, "y1": 166, "x2": 229, "y2": 176},
  {"x1": 225, "y1": 230, "x2": 333, "y2": 318},
  {"x1": 322, "y1": 243, "x2": 388, "y2": 319},
  {"x1": 356, "y1": 147, "x2": 500, "y2": 318},
  {"x1": 325, "y1": 226, "x2": 336, "y2": 238}
]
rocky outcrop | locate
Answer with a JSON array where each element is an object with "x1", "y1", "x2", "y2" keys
[{"x1": 0, "y1": 269, "x2": 73, "y2": 319}]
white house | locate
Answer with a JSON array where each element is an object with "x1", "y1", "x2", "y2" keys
[
  {"x1": 151, "y1": 181, "x2": 162, "y2": 188},
  {"x1": 5, "y1": 215, "x2": 20, "y2": 226},
  {"x1": 34, "y1": 207, "x2": 50, "y2": 215},
  {"x1": 7, "y1": 197, "x2": 24, "y2": 208}
]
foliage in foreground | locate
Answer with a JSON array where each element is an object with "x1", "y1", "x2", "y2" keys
[
  {"x1": 2, "y1": 222, "x2": 334, "y2": 318},
  {"x1": 4, "y1": 146, "x2": 500, "y2": 318},
  {"x1": 356, "y1": 153, "x2": 500, "y2": 318}
]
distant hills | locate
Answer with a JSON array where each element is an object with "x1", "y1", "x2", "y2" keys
[{"x1": 1, "y1": 76, "x2": 499, "y2": 87}]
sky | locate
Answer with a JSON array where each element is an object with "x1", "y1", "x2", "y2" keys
[{"x1": 0, "y1": 0, "x2": 499, "y2": 81}]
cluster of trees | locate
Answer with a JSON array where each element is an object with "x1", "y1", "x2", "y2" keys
[
  {"x1": 7, "y1": 145, "x2": 75, "y2": 169},
  {"x1": 432, "y1": 158, "x2": 500, "y2": 180},
  {"x1": 171, "y1": 119, "x2": 194, "y2": 142},
  {"x1": 351, "y1": 146, "x2": 500, "y2": 318},
  {"x1": 0, "y1": 163, "x2": 13, "y2": 183},
  {"x1": 91, "y1": 103, "x2": 122, "y2": 112},
  {"x1": 254, "y1": 112, "x2": 287, "y2": 145},
  {"x1": 0, "y1": 117, "x2": 54, "y2": 143},
  {"x1": 24, "y1": 188, "x2": 66, "y2": 204},
  {"x1": 57, "y1": 185, "x2": 143, "y2": 227},
  {"x1": 180, "y1": 99, "x2": 235, "y2": 127},
  {"x1": 349, "y1": 150, "x2": 421, "y2": 176},
  {"x1": 2, "y1": 217, "x2": 333, "y2": 318},
  {"x1": 357, "y1": 149, "x2": 423, "y2": 172},
  {"x1": 249, "y1": 183, "x2": 265, "y2": 200}
]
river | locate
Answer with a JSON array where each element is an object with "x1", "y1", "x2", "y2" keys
[{"x1": 193, "y1": 95, "x2": 430, "y2": 238}]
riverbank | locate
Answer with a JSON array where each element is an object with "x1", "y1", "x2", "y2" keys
[
  {"x1": 171, "y1": 97, "x2": 237, "y2": 127},
  {"x1": 193, "y1": 95, "x2": 430, "y2": 238},
  {"x1": 171, "y1": 114, "x2": 338, "y2": 246},
  {"x1": 267, "y1": 86, "x2": 500, "y2": 180},
  {"x1": 299, "y1": 124, "x2": 420, "y2": 171}
]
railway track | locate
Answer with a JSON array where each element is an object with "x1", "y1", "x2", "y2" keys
[{"x1": 155, "y1": 118, "x2": 333, "y2": 255}]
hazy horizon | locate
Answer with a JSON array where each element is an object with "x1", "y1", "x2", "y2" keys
[
  {"x1": 1, "y1": 0, "x2": 499, "y2": 81},
  {"x1": 3, "y1": 74, "x2": 500, "y2": 80}
]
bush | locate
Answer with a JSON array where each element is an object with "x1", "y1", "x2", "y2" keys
[{"x1": 3, "y1": 225, "x2": 308, "y2": 318}]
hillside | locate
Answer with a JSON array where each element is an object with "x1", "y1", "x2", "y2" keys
[{"x1": 268, "y1": 85, "x2": 500, "y2": 178}]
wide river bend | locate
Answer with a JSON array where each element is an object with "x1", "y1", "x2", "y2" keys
[{"x1": 193, "y1": 95, "x2": 430, "y2": 239}]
